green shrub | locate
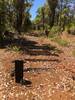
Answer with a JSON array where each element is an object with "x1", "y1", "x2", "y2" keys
[
  {"x1": 49, "y1": 34, "x2": 69, "y2": 47},
  {"x1": 12, "y1": 46, "x2": 20, "y2": 51},
  {"x1": 53, "y1": 37, "x2": 69, "y2": 46},
  {"x1": 67, "y1": 23, "x2": 75, "y2": 35},
  {"x1": 8, "y1": 45, "x2": 21, "y2": 52},
  {"x1": 45, "y1": 24, "x2": 50, "y2": 30},
  {"x1": 57, "y1": 39, "x2": 69, "y2": 46},
  {"x1": 48, "y1": 33, "x2": 57, "y2": 39},
  {"x1": 50, "y1": 26, "x2": 61, "y2": 34}
]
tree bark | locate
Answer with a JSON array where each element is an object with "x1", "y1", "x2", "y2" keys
[{"x1": 49, "y1": 9, "x2": 55, "y2": 28}]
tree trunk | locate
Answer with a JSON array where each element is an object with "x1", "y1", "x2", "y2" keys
[
  {"x1": 49, "y1": 9, "x2": 55, "y2": 28},
  {"x1": 16, "y1": 0, "x2": 24, "y2": 34}
]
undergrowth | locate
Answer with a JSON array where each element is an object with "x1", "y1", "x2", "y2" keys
[
  {"x1": 49, "y1": 33, "x2": 69, "y2": 46},
  {"x1": 7, "y1": 45, "x2": 21, "y2": 52}
]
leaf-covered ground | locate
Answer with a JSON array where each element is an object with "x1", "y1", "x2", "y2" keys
[{"x1": 0, "y1": 32, "x2": 75, "y2": 100}]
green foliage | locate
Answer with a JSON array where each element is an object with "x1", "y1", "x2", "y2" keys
[
  {"x1": 33, "y1": 0, "x2": 75, "y2": 32},
  {"x1": 47, "y1": 0, "x2": 58, "y2": 27},
  {"x1": 52, "y1": 37, "x2": 69, "y2": 46},
  {"x1": 45, "y1": 24, "x2": 50, "y2": 29},
  {"x1": 33, "y1": 16, "x2": 41, "y2": 24},
  {"x1": 48, "y1": 33, "x2": 57, "y2": 38},
  {"x1": 0, "y1": 0, "x2": 33, "y2": 34},
  {"x1": 33, "y1": 6, "x2": 45, "y2": 24},
  {"x1": 8, "y1": 45, "x2": 21, "y2": 52},
  {"x1": 67, "y1": 23, "x2": 75, "y2": 34},
  {"x1": 13, "y1": 0, "x2": 33, "y2": 33},
  {"x1": 12, "y1": 46, "x2": 21, "y2": 52},
  {"x1": 0, "y1": 0, "x2": 7, "y2": 32},
  {"x1": 50, "y1": 26, "x2": 61, "y2": 34},
  {"x1": 49, "y1": 33, "x2": 69, "y2": 46},
  {"x1": 55, "y1": 38, "x2": 69, "y2": 46},
  {"x1": 23, "y1": 16, "x2": 32, "y2": 32},
  {"x1": 0, "y1": 0, "x2": 75, "y2": 35}
]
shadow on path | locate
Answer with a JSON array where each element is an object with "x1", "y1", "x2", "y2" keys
[
  {"x1": 24, "y1": 67, "x2": 55, "y2": 73},
  {"x1": 0, "y1": 36, "x2": 62, "y2": 57},
  {"x1": 24, "y1": 58, "x2": 61, "y2": 62}
]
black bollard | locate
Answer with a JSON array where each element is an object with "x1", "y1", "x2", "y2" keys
[{"x1": 14, "y1": 60, "x2": 24, "y2": 83}]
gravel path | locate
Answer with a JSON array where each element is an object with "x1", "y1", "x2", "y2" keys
[
  {"x1": 0, "y1": 50, "x2": 7, "y2": 99},
  {"x1": 0, "y1": 34, "x2": 75, "y2": 100}
]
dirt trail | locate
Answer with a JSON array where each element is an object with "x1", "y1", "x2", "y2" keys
[
  {"x1": 0, "y1": 49, "x2": 8, "y2": 99},
  {"x1": 0, "y1": 34, "x2": 75, "y2": 100}
]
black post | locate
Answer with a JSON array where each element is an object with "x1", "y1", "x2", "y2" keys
[{"x1": 14, "y1": 60, "x2": 24, "y2": 83}]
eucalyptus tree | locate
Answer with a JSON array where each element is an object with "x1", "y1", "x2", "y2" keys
[
  {"x1": 13, "y1": 0, "x2": 33, "y2": 34},
  {"x1": 47, "y1": 0, "x2": 58, "y2": 28},
  {"x1": 57, "y1": 0, "x2": 75, "y2": 30}
]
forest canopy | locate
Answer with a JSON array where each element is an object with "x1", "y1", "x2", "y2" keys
[
  {"x1": 33, "y1": 0, "x2": 75, "y2": 33},
  {"x1": 0, "y1": 0, "x2": 75, "y2": 35}
]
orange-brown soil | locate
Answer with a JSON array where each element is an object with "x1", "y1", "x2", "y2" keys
[{"x1": 0, "y1": 33, "x2": 75, "y2": 100}]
